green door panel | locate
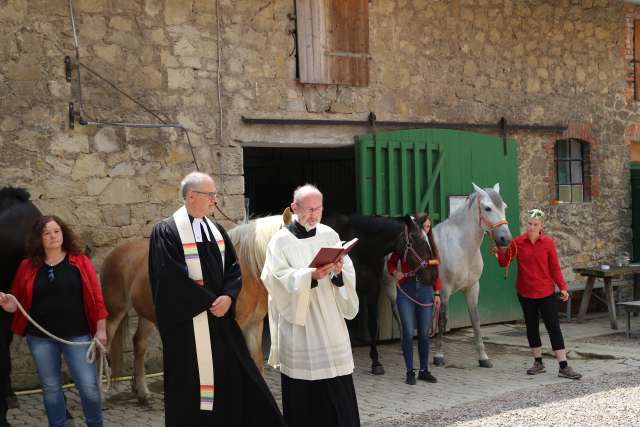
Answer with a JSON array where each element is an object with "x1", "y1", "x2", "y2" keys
[{"x1": 355, "y1": 129, "x2": 521, "y2": 336}]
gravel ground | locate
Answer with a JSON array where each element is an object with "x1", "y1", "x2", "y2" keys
[
  {"x1": 367, "y1": 367, "x2": 640, "y2": 426},
  {"x1": 574, "y1": 332, "x2": 640, "y2": 347}
]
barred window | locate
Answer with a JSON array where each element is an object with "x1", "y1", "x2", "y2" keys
[{"x1": 555, "y1": 139, "x2": 590, "y2": 202}]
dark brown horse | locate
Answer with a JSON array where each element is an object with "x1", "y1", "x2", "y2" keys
[
  {"x1": 0, "y1": 187, "x2": 42, "y2": 406},
  {"x1": 324, "y1": 213, "x2": 437, "y2": 374}
]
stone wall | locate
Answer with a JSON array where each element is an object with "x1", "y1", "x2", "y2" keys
[{"x1": 2, "y1": 0, "x2": 639, "y2": 387}]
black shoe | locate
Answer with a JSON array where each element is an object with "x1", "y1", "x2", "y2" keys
[
  {"x1": 558, "y1": 366, "x2": 582, "y2": 380},
  {"x1": 417, "y1": 370, "x2": 438, "y2": 383},
  {"x1": 405, "y1": 370, "x2": 416, "y2": 385}
]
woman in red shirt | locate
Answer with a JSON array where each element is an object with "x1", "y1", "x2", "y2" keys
[
  {"x1": 496, "y1": 209, "x2": 581, "y2": 380},
  {"x1": 0, "y1": 215, "x2": 108, "y2": 426},
  {"x1": 387, "y1": 214, "x2": 441, "y2": 385}
]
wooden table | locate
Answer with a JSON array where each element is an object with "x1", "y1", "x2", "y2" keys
[{"x1": 572, "y1": 265, "x2": 640, "y2": 329}]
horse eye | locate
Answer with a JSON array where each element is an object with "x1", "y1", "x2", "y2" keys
[{"x1": 484, "y1": 207, "x2": 491, "y2": 212}]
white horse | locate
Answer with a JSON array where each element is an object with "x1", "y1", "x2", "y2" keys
[{"x1": 383, "y1": 183, "x2": 512, "y2": 367}]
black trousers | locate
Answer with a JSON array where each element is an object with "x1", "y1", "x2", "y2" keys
[
  {"x1": 518, "y1": 293, "x2": 565, "y2": 351},
  {"x1": 281, "y1": 373, "x2": 360, "y2": 427}
]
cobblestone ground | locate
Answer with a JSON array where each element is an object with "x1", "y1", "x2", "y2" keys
[{"x1": 7, "y1": 317, "x2": 640, "y2": 426}]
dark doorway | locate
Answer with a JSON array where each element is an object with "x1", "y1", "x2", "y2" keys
[{"x1": 243, "y1": 146, "x2": 356, "y2": 217}]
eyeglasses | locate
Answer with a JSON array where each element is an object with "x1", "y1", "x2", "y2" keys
[
  {"x1": 192, "y1": 190, "x2": 218, "y2": 200},
  {"x1": 48, "y1": 267, "x2": 55, "y2": 283},
  {"x1": 528, "y1": 209, "x2": 545, "y2": 220},
  {"x1": 297, "y1": 205, "x2": 323, "y2": 215}
]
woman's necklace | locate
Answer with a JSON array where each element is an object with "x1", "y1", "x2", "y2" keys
[{"x1": 44, "y1": 252, "x2": 66, "y2": 267}]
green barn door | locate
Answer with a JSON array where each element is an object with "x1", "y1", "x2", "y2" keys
[{"x1": 355, "y1": 129, "x2": 521, "y2": 334}]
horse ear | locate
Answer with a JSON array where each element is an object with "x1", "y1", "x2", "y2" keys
[
  {"x1": 493, "y1": 182, "x2": 500, "y2": 193},
  {"x1": 282, "y1": 206, "x2": 293, "y2": 225},
  {"x1": 472, "y1": 182, "x2": 486, "y2": 196},
  {"x1": 403, "y1": 214, "x2": 415, "y2": 227}
]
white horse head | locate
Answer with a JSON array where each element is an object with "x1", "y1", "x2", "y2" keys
[{"x1": 471, "y1": 182, "x2": 512, "y2": 248}]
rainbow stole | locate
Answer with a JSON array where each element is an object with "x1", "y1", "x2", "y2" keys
[{"x1": 173, "y1": 205, "x2": 224, "y2": 411}]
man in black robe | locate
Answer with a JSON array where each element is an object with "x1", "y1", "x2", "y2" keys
[{"x1": 149, "y1": 172, "x2": 284, "y2": 427}]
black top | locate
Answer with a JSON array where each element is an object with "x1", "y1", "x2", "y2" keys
[
  {"x1": 26, "y1": 256, "x2": 89, "y2": 338},
  {"x1": 287, "y1": 221, "x2": 344, "y2": 288}
]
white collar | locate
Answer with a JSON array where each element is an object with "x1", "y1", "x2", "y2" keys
[{"x1": 192, "y1": 218, "x2": 210, "y2": 242}]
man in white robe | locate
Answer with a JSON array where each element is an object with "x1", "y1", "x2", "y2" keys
[{"x1": 261, "y1": 184, "x2": 360, "y2": 427}]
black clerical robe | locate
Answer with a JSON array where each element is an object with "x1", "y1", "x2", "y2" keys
[{"x1": 149, "y1": 216, "x2": 285, "y2": 427}]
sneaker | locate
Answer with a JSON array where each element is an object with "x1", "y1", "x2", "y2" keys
[
  {"x1": 558, "y1": 366, "x2": 582, "y2": 380},
  {"x1": 417, "y1": 370, "x2": 438, "y2": 383},
  {"x1": 405, "y1": 370, "x2": 416, "y2": 385},
  {"x1": 526, "y1": 360, "x2": 546, "y2": 375}
]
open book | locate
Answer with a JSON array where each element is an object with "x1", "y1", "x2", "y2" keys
[{"x1": 308, "y1": 238, "x2": 358, "y2": 268}]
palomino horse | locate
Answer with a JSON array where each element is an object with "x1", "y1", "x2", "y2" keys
[
  {"x1": 0, "y1": 187, "x2": 42, "y2": 405},
  {"x1": 324, "y1": 213, "x2": 437, "y2": 375},
  {"x1": 101, "y1": 212, "x2": 290, "y2": 404},
  {"x1": 383, "y1": 183, "x2": 512, "y2": 368}
]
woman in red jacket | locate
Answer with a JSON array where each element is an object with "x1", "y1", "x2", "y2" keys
[
  {"x1": 0, "y1": 215, "x2": 108, "y2": 427},
  {"x1": 495, "y1": 208, "x2": 581, "y2": 380},
  {"x1": 387, "y1": 214, "x2": 441, "y2": 385}
]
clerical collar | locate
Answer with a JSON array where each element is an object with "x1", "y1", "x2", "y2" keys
[
  {"x1": 188, "y1": 215, "x2": 211, "y2": 242},
  {"x1": 288, "y1": 220, "x2": 316, "y2": 239}
]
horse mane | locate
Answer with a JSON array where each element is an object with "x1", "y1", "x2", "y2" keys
[
  {"x1": 0, "y1": 187, "x2": 31, "y2": 203},
  {"x1": 228, "y1": 215, "x2": 283, "y2": 278},
  {"x1": 349, "y1": 214, "x2": 402, "y2": 235}
]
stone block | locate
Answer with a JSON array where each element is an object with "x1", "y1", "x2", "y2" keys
[
  {"x1": 109, "y1": 16, "x2": 135, "y2": 32},
  {"x1": 93, "y1": 44, "x2": 123, "y2": 65},
  {"x1": 71, "y1": 153, "x2": 107, "y2": 180},
  {"x1": 165, "y1": 0, "x2": 193, "y2": 25},
  {"x1": 50, "y1": 132, "x2": 90, "y2": 153},
  {"x1": 98, "y1": 178, "x2": 148, "y2": 205},
  {"x1": 103, "y1": 205, "x2": 132, "y2": 226},
  {"x1": 94, "y1": 127, "x2": 121, "y2": 153},
  {"x1": 145, "y1": 0, "x2": 161, "y2": 16},
  {"x1": 80, "y1": 15, "x2": 107, "y2": 40},
  {"x1": 167, "y1": 68, "x2": 195, "y2": 89},
  {"x1": 5, "y1": 55, "x2": 42, "y2": 81}
]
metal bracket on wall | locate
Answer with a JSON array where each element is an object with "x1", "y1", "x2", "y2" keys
[
  {"x1": 68, "y1": 102, "x2": 74, "y2": 129},
  {"x1": 64, "y1": 56, "x2": 72, "y2": 82},
  {"x1": 499, "y1": 117, "x2": 507, "y2": 155},
  {"x1": 241, "y1": 114, "x2": 567, "y2": 156}
]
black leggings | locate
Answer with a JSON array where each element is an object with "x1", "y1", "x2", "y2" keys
[{"x1": 518, "y1": 293, "x2": 565, "y2": 351}]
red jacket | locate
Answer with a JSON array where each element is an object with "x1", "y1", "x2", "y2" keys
[
  {"x1": 496, "y1": 233, "x2": 567, "y2": 299},
  {"x1": 387, "y1": 253, "x2": 441, "y2": 291},
  {"x1": 10, "y1": 253, "x2": 109, "y2": 337}
]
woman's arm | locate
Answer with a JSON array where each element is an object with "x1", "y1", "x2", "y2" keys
[{"x1": 94, "y1": 318, "x2": 107, "y2": 346}]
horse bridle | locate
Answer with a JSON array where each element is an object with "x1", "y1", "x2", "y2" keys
[
  {"x1": 477, "y1": 197, "x2": 508, "y2": 233},
  {"x1": 401, "y1": 225, "x2": 431, "y2": 277}
]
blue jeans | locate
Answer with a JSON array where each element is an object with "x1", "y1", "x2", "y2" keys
[
  {"x1": 396, "y1": 278, "x2": 433, "y2": 372},
  {"x1": 26, "y1": 335, "x2": 103, "y2": 427}
]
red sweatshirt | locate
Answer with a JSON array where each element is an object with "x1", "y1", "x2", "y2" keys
[
  {"x1": 387, "y1": 253, "x2": 441, "y2": 291},
  {"x1": 496, "y1": 233, "x2": 567, "y2": 299},
  {"x1": 10, "y1": 253, "x2": 109, "y2": 336}
]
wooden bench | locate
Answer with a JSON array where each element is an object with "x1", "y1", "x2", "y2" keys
[
  {"x1": 561, "y1": 280, "x2": 627, "y2": 321},
  {"x1": 572, "y1": 265, "x2": 640, "y2": 329},
  {"x1": 617, "y1": 301, "x2": 640, "y2": 337}
]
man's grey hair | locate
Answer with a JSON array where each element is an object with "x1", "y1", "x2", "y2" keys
[
  {"x1": 180, "y1": 171, "x2": 213, "y2": 201},
  {"x1": 293, "y1": 184, "x2": 323, "y2": 204}
]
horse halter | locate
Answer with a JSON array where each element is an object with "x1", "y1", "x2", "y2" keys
[
  {"x1": 401, "y1": 225, "x2": 430, "y2": 277},
  {"x1": 477, "y1": 196, "x2": 508, "y2": 233}
]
